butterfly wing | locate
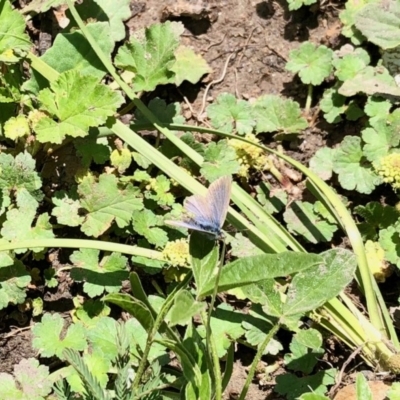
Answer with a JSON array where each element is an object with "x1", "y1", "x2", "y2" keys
[{"x1": 207, "y1": 175, "x2": 232, "y2": 229}]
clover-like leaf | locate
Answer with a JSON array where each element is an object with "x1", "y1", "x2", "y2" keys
[
  {"x1": 32, "y1": 314, "x2": 87, "y2": 359},
  {"x1": 70, "y1": 249, "x2": 129, "y2": 298},
  {"x1": 78, "y1": 174, "x2": 143, "y2": 238},
  {"x1": 206, "y1": 93, "x2": 255, "y2": 135},
  {"x1": 115, "y1": 21, "x2": 181, "y2": 92},
  {"x1": 0, "y1": 0, "x2": 31, "y2": 63},
  {"x1": 200, "y1": 140, "x2": 240, "y2": 181},
  {"x1": 252, "y1": 95, "x2": 307, "y2": 134},
  {"x1": 132, "y1": 209, "x2": 169, "y2": 247},
  {"x1": 171, "y1": 45, "x2": 211, "y2": 86},
  {"x1": 0, "y1": 257, "x2": 31, "y2": 310},
  {"x1": 283, "y1": 201, "x2": 338, "y2": 244},
  {"x1": 332, "y1": 136, "x2": 381, "y2": 194},
  {"x1": 286, "y1": 42, "x2": 333, "y2": 85},
  {"x1": 35, "y1": 70, "x2": 124, "y2": 144}
]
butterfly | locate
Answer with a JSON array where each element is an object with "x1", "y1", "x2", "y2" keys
[{"x1": 165, "y1": 175, "x2": 232, "y2": 239}]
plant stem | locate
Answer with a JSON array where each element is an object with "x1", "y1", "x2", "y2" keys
[
  {"x1": 238, "y1": 323, "x2": 280, "y2": 400},
  {"x1": 305, "y1": 84, "x2": 313, "y2": 115}
]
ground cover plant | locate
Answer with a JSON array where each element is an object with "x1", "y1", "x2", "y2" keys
[{"x1": 2, "y1": 0, "x2": 400, "y2": 399}]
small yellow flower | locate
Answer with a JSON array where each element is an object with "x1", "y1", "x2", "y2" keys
[
  {"x1": 375, "y1": 153, "x2": 400, "y2": 189},
  {"x1": 229, "y1": 134, "x2": 268, "y2": 178},
  {"x1": 162, "y1": 238, "x2": 190, "y2": 267}
]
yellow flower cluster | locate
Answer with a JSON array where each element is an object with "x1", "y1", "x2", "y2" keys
[
  {"x1": 162, "y1": 238, "x2": 190, "y2": 267},
  {"x1": 228, "y1": 134, "x2": 267, "y2": 177},
  {"x1": 375, "y1": 153, "x2": 400, "y2": 189}
]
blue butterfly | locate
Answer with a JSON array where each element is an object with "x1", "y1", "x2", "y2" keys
[{"x1": 166, "y1": 176, "x2": 232, "y2": 239}]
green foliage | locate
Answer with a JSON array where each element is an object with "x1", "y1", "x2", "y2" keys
[
  {"x1": 287, "y1": 0, "x2": 317, "y2": 11},
  {"x1": 286, "y1": 42, "x2": 334, "y2": 85}
]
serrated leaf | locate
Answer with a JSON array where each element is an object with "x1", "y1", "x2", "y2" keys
[
  {"x1": 200, "y1": 140, "x2": 240, "y2": 181},
  {"x1": 309, "y1": 147, "x2": 336, "y2": 181},
  {"x1": 0, "y1": 0, "x2": 31, "y2": 63},
  {"x1": 332, "y1": 135, "x2": 381, "y2": 194},
  {"x1": 320, "y1": 87, "x2": 346, "y2": 123},
  {"x1": 0, "y1": 259, "x2": 31, "y2": 310},
  {"x1": 132, "y1": 209, "x2": 168, "y2": 246},
  {"x1": 286, "y1": 42, "x2": 333, "y2": 85},
  {"x1": 78, "y1": 174, "x2": 143, "y2": 238},
  {"x1": 252, "y1": 95, "x2": 307, "y2": 134},
  {"x1": 0, "y1": 358, "x2": 52, "y2": 400},
  {"x1": 283, "y1": 201, "x2": 338, "y2": 243},
  {"x1": 70, "y1": 249, "x2": 128, "y2": 298},
  {"x1": 169, "y1": 290, "x2": 206, "y2": 326},
  {"x1": 362, "y1": 120, "x2": 400, "y2": 162},
  {"x1": 364, "y1": 96, "x2": 392, "y2": 123},
  {"x1": 135, "y1": 98, "x2": 185, "y2": 125},
  {"x1": 333, "y1": 48, "x2": 370, "y2": 81},
  {"x1": 206, "y1": 93, "x2": 255, "y2": 135},
  {"x1": 32, "y1": 314, "x2": 87, "y2": 359},
  {"x1": 73, "y1": 0, "x2": 131, "y2": 42},
  {"x1": 171, "y1": 45, "x2": 211, "y2": 86},
  {"x1": 339, "y1": 0, "x2": 369, "y2": 45},
  {"x1": 35, "y1": 70, "x2": 124, "y2": 144},
  {"x1": 52, "y1": 191, "x2": 84, "y2": 227},
  {"x1": 74, "y1": 133, "x2": 111, "y2": 166},
  {"x1": 354, "y1": 202, "x2": 400, "y2": 231},
  {"x1": 355, "y1": 0, "x2": 400, "y2": 50},
  {"x1": 24, "y1": 22, "x2": 114, "y2": 94},
  {"x1": 115, "y1": 21, "x2": 181, "y2": 92}
]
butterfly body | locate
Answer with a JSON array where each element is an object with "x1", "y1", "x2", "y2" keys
[{"x1": 166, "y1": 176, "x2": 232, "y2": 239}]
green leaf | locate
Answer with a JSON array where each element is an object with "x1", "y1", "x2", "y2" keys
[
  {"x1": 333, "y1": 48, "x2": 370, "y2": 81},
  {"x1": 242, "y1": 304, "x2": 282, "y2": 355},
  {"x1": 379, "y1": 222, "x2": 400, "y2": 267},
  {"x1": 197, "y1": 303, "x2": 245, "y2": 358},
  {"x1": 355, "y1": 373, "x2": 373, "y2": 400},
  {"x1": 32, "y1": 314, "x2": 87, "y2": 359},
  {"x1": 339, "y1": 0, "x2": 368, "y2": 45},
  {"x1": 132, "y1": 209, "x2": 168, "y2": 246},
  {"x1": 135, "y1": 98, "x2": 185, "y2": 125},
  {"x1": 286, "y1": 42, "x2": 333, "y2": 85},
  {"x1": 144, "y1": 175, "x2": 175, "y2": 207},
  {"x1": 256, "y1": 181, "x2": 288, "y2": 214},
  {"x1": 171, "y1": 45, "x2": 211, "y2": 86},
  {"x1": 283, "y1": 248, "x2": 356, "y2": 315},
  {"x1": 74, "y1": 133, "x2": 111, "y2": 167},
  {"x1": 78, "y1": 174, "x2": 143, "y2": 238},
  {"x1": 0, "y1": 358, "x2": 52, "y2": 400},
  {"x1": 200, "y1": 252, "x2": 323, "y2": 297},
  {"x1": 355, "y1": 0, "x2": 400, "y2": 50},
  {"x1": 169, "y1": 290, "x2": 206, "y2": 326},
  {"x1": 339, "y1": 65, "x2": 400, "y2": 97},
  {"x1": 387, "y1": 382, "x2": 400, "y2": 400},
  {"x1": 206, "y1": 93, "x2": 255, "y2": 135},
  {"x1": 252, "y1": 95, "x2": 308, "y2": 134},
  {"x1": 332, "y1": 136, "x2": 381, "y2": 194},
  {"x1": 355, "y1": 202, "x2": 400, "y2": 232},
  {"x1": 66, "y1": 352, "x2": 110, "y2": 394},
  {"x1": 287, "y1": 0, "x2": 317, "y2": 11},
  {"x1": 200, "y1": 140, "x2": 240, "y2": 181},
  {"x1": 298, "y1": 395, "x2": 330, "y2": 400},
  {"x1": 320, "y1": 87, "x2": 347, "y2": 123},
  {"x1": 275, "y1": 368, "x2": 336, "y2": 400},
  {"x1": 24, "y1": 22, "x2": 114, "y2": 94},
  {"x1": 72, "y1": 0, "x2": 131, "y2": 42},
  {"x1": 0, "y1": 0, "x2": 30, "y2": 62},
  {"x1": 284, "y1": 329, "x2": 324, "y2": 374},
  {"x1": 309, "y1": 147, "x2": 336, "y2": 181},
  {"x1": 115, "y1": 21, "x2": 181, "y2": 92},
  {"x1": 364, "y1": 97, "x2": 392, "y2": 123},
  {"x1": 70, "y1": 249, "x2": 128, "y2": 298},
  {"x1": 52, "y1": 191, "x2": 84, "y2": 227},
  {"x1": 0, "y1": 257, "x2": 30, "y2": 310},
  {"x1": 35, "y1": 70, "x2": 124, "y2": 144},
  {"x1": 1, "y1": 208, "x2": 54, "y2": 253},
  {"x1": 283, "y1": 201, "x2": 338, "y2": 244},
  {"x1": 362, "y1": 120, "x2": 400, "y2": 162}
]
